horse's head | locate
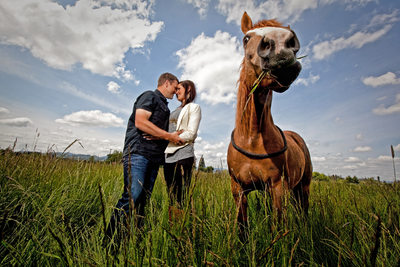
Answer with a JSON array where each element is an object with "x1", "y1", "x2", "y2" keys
[{"x1": 241, "y1": 12, "x2": 301, "y2": 94}]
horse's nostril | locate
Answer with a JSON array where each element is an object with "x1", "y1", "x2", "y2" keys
[
  {"x1": 286, "y1": 33, "x2": 300, "y2": 53},
  {"x1": 287, "y1": 37, "x2": 295, "y2": 48},
  {"x1": 258, "y1": 37, "x2": 273, "y2": 59},
  {"x1": 262, "y1": 37, "x2": 271, "y2": 49}
]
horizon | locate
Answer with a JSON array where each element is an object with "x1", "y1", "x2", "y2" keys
[{"x1": 2, "y1": 147, "x2": 396, "y2": 181}]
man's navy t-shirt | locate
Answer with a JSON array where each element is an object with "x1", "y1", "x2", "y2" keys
[{"x1": 123, "y1": 90, "x2": 170, "y2": 163}]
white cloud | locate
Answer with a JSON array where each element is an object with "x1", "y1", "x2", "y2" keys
[
  {"x1": 311, "y1": 152, "x2": 398, "y2": 181},
  {"x1": 0, "y1": 107, "x2": 10, "y2": 115},
  {"x1": 343, "y1": 165, "x2": 358, "y2": 169},
  {"x1": 312, "y1": 156, "x2": 326, "y2": 162},
  {"x1": 357, "y1": 162, "x2": 367, "y2": 167},
  {"x1": 294, "y1": 73, "x2": 320, "y2": 86},
  {"x1": 377, "y1": 155, "x2": 393, "y2": 161},
  {"x1": 194, "y1": 138, "x2": 229, "y2": 168},
  {"x1": 345, "y1": 156, "x2": 361, "y2": 162},
  {"x1": 112, "y1": 63, "x2": 141, "y2": 82},
  {"x1": 55, "y1": 110, "x2": 124, "y2": 127},
  {"x1": 343, "y1": 0, "x2": 378, "y2": 10},
  {"x1": 176, "y1": 31, "x2": 243, "y2": 105},
  {"x1": 353, "y1": 146, "x2": 372, "y2": 152},
  {"x1": 394, "y1": 144, "x2": 400, "y2": 152},
  {"x1": 107, "y1": 81, "x2": 121, "y2": 94},
  {"x1": 362, "y1": 72, "x2": 400, "y2": 87},
  {"x1": 367, "y1": 10, "x2": 400, "y2": 28},
  {"x1": 355, "y1": 133, "x2": 363, "y2": 140},
  {"x1": 59, "y1": 82, "x2": 131, "y2": 115},
  {"x1": 0, "y1": 0, "x2": 163, "y2": 79},
  {"x1": 216, "y1": 152, "x2": 224, "y2": 157},
  {"x1": 216, "y1": 0, "x2": 319, "y2": 25},
  {"x1": 46, "y1": 128, "x2": 123, "y2": 155},
  {"x1": 312, "y1": 10, "x2": 398, "y2": 60},
  {"x1": 185, "y1": 0, "x2": 211, "y2": 18},
  {"x1": 313, "y1": 25, "x2": 392, "y2": 60},
  {"x1": 215, "y1": 0, "x2": 380, "y2": 27},
  {"x1": 0, "y1": 117, "x2": 33, "y2": 127},
  {"x1": 51, "y1": 127, "x2": 73, "y2": 136},
  {"x1": 373, "y1": 93, "x2": 400, "y2": 115}
]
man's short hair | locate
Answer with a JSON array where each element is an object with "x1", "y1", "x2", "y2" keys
[{"x1": 157, "y1": 73, "x2": 179, "y2": 87}]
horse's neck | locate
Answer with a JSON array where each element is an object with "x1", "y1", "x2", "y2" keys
[{"x1": 235, "y1": 84, "x2": 280, "y2": 143}]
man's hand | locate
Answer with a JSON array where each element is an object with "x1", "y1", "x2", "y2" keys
[
  {"x1": 142, "y1": 133, "x2": 161, "y2": 141},
  {"x1": 168, "y1": 130, "x2": 184, "y2": 145},
  {"x1": 136, "y1": 109, "x2": 185, "y2": 145},
  {"x1": 143, "y1": 130, "x2": 184, "y2": 145}
]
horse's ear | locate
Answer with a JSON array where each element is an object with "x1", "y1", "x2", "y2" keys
[{"x1": 241, "y1": 12, "x2": 253, "y2": 34}]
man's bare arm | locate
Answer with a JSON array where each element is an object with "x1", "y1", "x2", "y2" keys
[{"x1": 135, "y1": 109, "x2": 183, "y2": 144}]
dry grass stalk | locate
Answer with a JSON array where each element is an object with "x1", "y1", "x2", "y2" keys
[
  {"x1": 48, "y1": 227, "x2": 71, "y2": 266},
  {"x1": 98, "y1": 184, "x2": 107, "y2": 238},
  {"x1": 258, "y1": 230, "x2": 290, "y2": 260},
  {"x1": 370, "y1": 215, "x2": 382, "y2": 267},
  {"x1": 289, "y1": 237, "x2": 300, "y2": 265},
  {"x1": 61, "y1": 139, "x2": 84, "y2": 156}
]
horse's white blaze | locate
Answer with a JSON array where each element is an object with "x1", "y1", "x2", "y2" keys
[{"x1": 246, "y1": 27, "x2": 290, "y2": 36}]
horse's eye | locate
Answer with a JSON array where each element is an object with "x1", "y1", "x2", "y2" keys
[{"x1": 243, "y1": 35, "x2": 250, "y2": 46}]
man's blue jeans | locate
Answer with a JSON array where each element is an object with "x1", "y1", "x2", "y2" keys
[{"x1": 106, "y1": 154, "x2": 160, "y2": 240}]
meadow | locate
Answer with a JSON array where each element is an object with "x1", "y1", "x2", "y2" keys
[{"x1": 0, "y1": 149, "x2": 399, "y2": 266}]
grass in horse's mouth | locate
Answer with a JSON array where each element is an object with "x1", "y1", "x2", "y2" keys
[
  {"x1": 297, "y1": 55, "x2": 307, "y2": 60},
  {"x1": 241, "y1": 70, "x2": 269, "y2": 121}
]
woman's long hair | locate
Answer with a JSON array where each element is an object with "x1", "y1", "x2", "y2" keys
[{"x1": 179, "y1": 80, "x2": 196, "y2": 106}]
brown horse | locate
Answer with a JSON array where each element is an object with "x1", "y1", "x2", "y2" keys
[{"x1": 227, "y1": 12, "x2": 312, "y2": 233}]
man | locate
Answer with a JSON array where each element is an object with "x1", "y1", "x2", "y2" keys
[{"x1": 105, "y1": 73, "x2": 183, "y2": 246}]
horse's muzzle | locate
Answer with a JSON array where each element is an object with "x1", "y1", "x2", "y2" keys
[
  {"x1": 258, "y1": 35, "x2": 302, "y2": 93},
  {"x1": 268, "y1": 61, "x2": 302, "y2": 93}
]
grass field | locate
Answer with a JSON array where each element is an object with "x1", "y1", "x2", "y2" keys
[{"x1": 1, "y1": 150, "x2": 399, "y2": 266}]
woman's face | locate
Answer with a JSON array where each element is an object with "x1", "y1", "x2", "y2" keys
[{"x1": 176, "y1": 84, "x2": 186, "y2": 103}]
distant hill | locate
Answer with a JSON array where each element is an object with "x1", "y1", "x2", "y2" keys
[
  {"x1": 0, "y1": 149, "x2": 107, "y2": 161},
  {"x1": 56, "y1": 152, "x2": 107, "y2": 161}
]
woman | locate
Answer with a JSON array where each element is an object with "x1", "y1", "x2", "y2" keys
[{"x1": 164, "y1": 80, "x2": 201, "y2": 207}]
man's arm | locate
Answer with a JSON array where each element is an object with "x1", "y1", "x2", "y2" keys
[{"x1": 135, "y1": 109, "x2": 184, "y2": 144}]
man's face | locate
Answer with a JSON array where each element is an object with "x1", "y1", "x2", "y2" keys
[{"x1": 166, "y1": 80, "x2": 179, "y2": 99}]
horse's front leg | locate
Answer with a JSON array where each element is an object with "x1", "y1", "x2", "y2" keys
[
  {"x1": 231, "y1": 176, "x2": 248, "y2": 240},
  {"x1": 271, "y1": 179, "x2": 289, "y2": 220}
]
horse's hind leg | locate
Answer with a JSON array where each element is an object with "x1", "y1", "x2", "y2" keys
[{"x1": 231, "y1": 176, "x2": 248, "y2": 239}]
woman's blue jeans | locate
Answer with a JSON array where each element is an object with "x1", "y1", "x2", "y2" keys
[{"x1": 106, "y1": 154, "x2": 160, "y2": 240}]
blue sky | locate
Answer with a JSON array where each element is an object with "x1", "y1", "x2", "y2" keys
[{"x1": 0, "y1": 0, "x2": 399, "y2": 181}]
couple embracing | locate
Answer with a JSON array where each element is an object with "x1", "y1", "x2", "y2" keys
[{"x1": 104, "y1": 73, "x2": 201, "y2": 247}]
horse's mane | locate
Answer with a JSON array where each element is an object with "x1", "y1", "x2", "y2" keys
[
  {"x1": 253, "y1": 19, "x2": 283, "y2": 29},
  {"x1": 235, "y1": 19, "x2": 284, "y2": 136}
]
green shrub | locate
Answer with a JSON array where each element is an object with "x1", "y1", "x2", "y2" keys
[
  {"x1": 313, "y1": 171, "x2": 330, "y2": 181},
  {"x1": 346, "y1": 175, "x2": 360, "y2": 184}
]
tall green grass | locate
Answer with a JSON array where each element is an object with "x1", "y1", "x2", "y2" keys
[{"x1": 1, "y1": 150, "x2": 399, "y2": 266}]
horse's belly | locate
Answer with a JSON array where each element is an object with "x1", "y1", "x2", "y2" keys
[{"x1": 229, "y1": 159, "x2": 281, "y2": 187}]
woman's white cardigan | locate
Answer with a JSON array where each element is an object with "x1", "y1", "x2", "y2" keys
[{"x1": 165, "y1": 103, "x2": 201, "y2": 154}]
